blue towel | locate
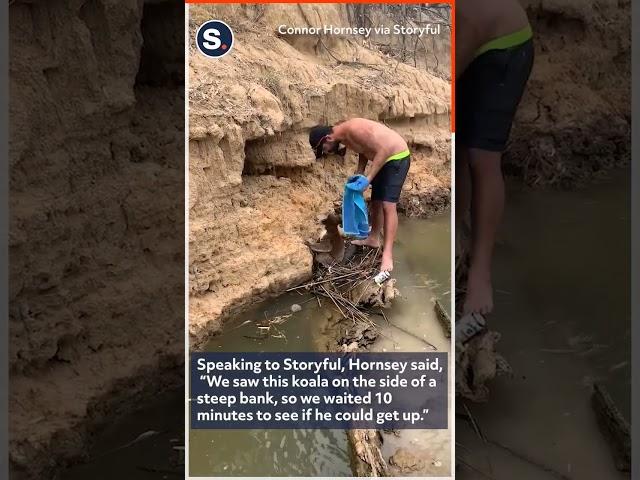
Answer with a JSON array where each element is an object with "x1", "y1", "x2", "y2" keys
[{"x1": 342, "y1": 175, "x2": 370, "y2": 239}]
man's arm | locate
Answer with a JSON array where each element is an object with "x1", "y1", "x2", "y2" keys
[
  {"x1": 455, "y1": 26, "x2": 478, "y2": 80},
  {"x1": 356, "y1": 154, "x2": 368, "y2": 174},
  {"x1": 366, "y1": 151, "x2": 390, "y2": 184}
]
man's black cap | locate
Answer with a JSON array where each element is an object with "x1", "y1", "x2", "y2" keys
[{"x1": 309, "y1": 125, "x2": 332, "y2": 159}]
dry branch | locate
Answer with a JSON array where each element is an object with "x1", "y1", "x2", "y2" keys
[{"x1": 289, "y1": 248, "x2": 391, "y2": 330}]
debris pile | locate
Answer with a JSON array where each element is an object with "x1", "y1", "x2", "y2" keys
[
  {"x1": 291, "y1": 213, "x2": 399, "y2": 331},
  {"x1": 253, "y1": 314, "x2": 292, "y2": 341},
  {"x1": 455, "y1": 331, "x2": 512, "y2": 402},
  {"x1": 290, "y1": 211, "x2": 402, "y2": 477}
]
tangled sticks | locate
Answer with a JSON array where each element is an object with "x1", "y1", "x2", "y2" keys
[
  {"x1": 289, "y1": 246, "x2": 398, "y2": 327},
  {"x1": 288, "y1": 213, "x2": 398, "y2": 328}
]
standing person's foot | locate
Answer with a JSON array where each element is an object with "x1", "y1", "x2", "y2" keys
[
  {"x1": 463, "y1": 267, "x2": 493, "y2": 315},
  {"x1": 352, "y1": 236, "x2": 381, "y2": 248},
  {"x1": 380, "y1": 253, "x2": 393, "y2": 273}
]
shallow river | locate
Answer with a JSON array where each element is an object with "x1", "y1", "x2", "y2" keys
[
  {"x1": 457, "y1": 170, "x2": 630, "y2": 479},
  {"x1": 59, "y1": 213, "x2": 452, "y2": 478},
  {"x1": 58, "y1": 166, "x2": 630, "y2": 479},
  {"x1": 189, "y1": 213, "x2": 452, "y2": 476}
]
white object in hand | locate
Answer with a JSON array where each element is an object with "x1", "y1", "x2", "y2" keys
[
  {"x1": 455, "y1": 313, "x2": 486, "y2": 344},
  {"x1": 374, "y1": 271, "x2": 391, "y2": 286}
]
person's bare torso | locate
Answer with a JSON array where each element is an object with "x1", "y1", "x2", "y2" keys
[
  {"x1": 456, "y1": 0, "x2": 530, "y2": 76},
  {"x1": 332, "y1": 118, "x2": 408, "y2": 160}
]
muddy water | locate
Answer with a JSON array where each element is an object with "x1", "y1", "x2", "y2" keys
[
  {"x1": 58, "y1": 214, "x2": 450, "y2": 478},
  {"x1": 372, "y1": 215, "x2": 453, "y2": 476},
  {"x1": 189, "y1": 213, "x2": 451, "y2": 477},
  {"x1": 189, "y1": 290, "x2": 352, "y2": 477},
  {"x1": 457, "y1": 170, "x2": 630, "y2": 479},
  {"x1": 60, "y1": 390, "x2": 184, "y2": 479}
]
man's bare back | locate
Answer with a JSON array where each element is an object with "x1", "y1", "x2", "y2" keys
[
  {"x1": 456, "y1": 0, "x2": 530, "y2": 77},
  {"x1": 332, "y1": 118, "x2": 408, "y2": 161}
]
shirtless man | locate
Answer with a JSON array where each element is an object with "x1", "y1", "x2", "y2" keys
[
  {"x1": 309, "y1": 118, "x2": 410, "y2": 274},
  {"x1": 456, "y1": 0, "x2": 534, "y2": 314}
]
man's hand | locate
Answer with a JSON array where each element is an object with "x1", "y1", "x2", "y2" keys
[{"x1": 346, "y1": 174, "x2": 370, "y2": 192}]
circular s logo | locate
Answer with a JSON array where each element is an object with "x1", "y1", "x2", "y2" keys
[{"x1": 196, "y1": 20, "x2": 234, "y2": 58}]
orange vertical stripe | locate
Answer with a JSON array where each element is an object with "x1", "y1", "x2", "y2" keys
[{"x1": 451, "y1": 0, "x2": 455, "y2": 133}]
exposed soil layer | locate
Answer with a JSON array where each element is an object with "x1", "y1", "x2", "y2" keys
[
  {"x1": 9, "y1": 1, "x2": 184, "y2": 478},
  {"x1": 189, "y1": 4, "x2": 452, "y2": 347},
  {"x1": 505, "y1": 0, "x2": 630, "y2": 187}
]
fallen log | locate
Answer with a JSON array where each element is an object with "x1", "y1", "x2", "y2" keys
[
  {"x1": 591, "y1": 382, "x2": 631, "y2": 472},
  {"x1": 348, "y1": 429, "x2": 387, "y2": 477},
  {"x1": 433, "y1": 298, "x2": 450, "y2": 338}
]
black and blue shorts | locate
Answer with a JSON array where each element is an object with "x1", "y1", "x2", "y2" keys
[
  {"x1": 457, "y1": 34, "x2": 534, "y2": 152},
  {"x1": 371, "y1": 155, "x2": 411, "y2": 203}
]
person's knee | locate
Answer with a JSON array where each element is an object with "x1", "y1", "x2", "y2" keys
[
  {"x1": 382, "y1": 201, "x2": 397, "y2": 214},
  {"x1": 468, "y1": 148, "x2": 502, "y2": 174}
]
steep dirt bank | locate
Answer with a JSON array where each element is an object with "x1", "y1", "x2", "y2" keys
[
  {"x1": 506, "y1": 0, "x2": 630, "y2": 187},
  {"x1": 9, "y1": 1, "x2": 184, "y2": 477},
  {"x1": 189, "y1": 4, "x2": 451, "y2": 346}
]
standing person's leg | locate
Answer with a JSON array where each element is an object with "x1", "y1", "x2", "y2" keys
[
  {"x1": 352, "y1": 200, "x2": 383, "y2": 248},
  {"x1": 370, "y1": 200, "x2": 383, "y2": 239},
  {"x1": 458, "y1": 39, "x2": 534, "y2": 314},
  {"x1": 353, "y1": 169, "x2": 385, "y2": 248},
  {"x1": 463, "y1": 149, "x2": 504, "y2": 314},
  {"x1": 456, "y1": 147, "x2": 471, "y2": 223},
  {"x1": 354, "y1": 155, "x2": 409, "y2": 272},
  {"x1": 380, "y1": 201, "x2": 398, "y2": 272},
  {"x1": 378, "y1": 156, "x2": 410, "y2": 273},
  {"x1": 363, "y1": 200, "x2": 384, "y2": 248},
  {"x1": 455, "y1": 147, "x2": 472, "y2": 278}
]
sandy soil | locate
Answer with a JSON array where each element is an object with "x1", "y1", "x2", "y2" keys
[
  {"x1": 9, "y1": 1, "x2": 184, "y2": 478},
  {"x1": 506, "y1": 0, "x2": 630, "y2": 186},
  {"x1": 9, "y1": 0, "x2": 629, "y2": 477}
]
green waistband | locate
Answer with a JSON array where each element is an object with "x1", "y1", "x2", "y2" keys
[
  {"x1": 475, "y1": 25, "x2": 533, "y2": 57},
  {"x1": 386, "y1": 149, "x2": 410, "y2": 162}
]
